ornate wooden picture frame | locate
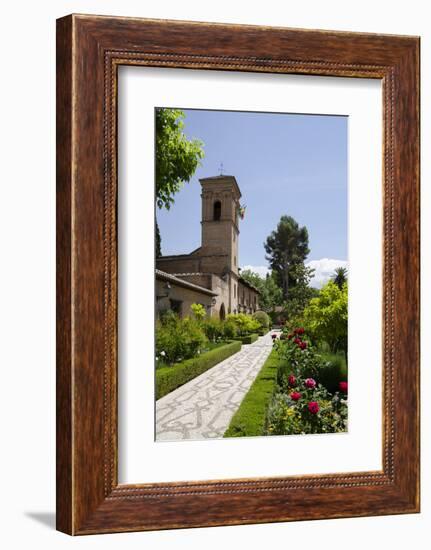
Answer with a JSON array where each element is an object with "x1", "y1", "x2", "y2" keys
[{"x1": 56, "y1": 14, "x2": 420, "y2": 535}]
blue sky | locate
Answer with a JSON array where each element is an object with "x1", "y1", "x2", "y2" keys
[{"x1": 157, "y1": 108, "x2": 348, "y2": 287}]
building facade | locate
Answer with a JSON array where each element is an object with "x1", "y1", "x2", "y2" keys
[{"x1": 156, "y1": 175, "x2": 260, "y2": 319}]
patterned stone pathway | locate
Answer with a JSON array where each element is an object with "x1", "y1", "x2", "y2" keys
[{"x1": 156, "y1": 331, "x2": 276, "y2": 441}]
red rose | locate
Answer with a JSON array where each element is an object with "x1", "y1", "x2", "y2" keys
[
  {"x1": 294, "y1": 327, "x2": 305, "y2": 335},
  {"x1": 290, "y1": 391, "x2": 302, "y2": 401},
  {"x1": 294, "y1": 337, "x2": 301, "y2": 345},
  {"x1": 287, "y1": 333, "x2": 293, "y2": 340},
  {"x1": 339, "y1": 381, "x2": 348, "y2": 394},
  {"x1": 288, "y1": 374, "x2": 296, "y2": 386},
  {"x1": 299, "y1": 341, "x2": 307, "y2": 350},
  {"x1": 308, "y1": 401, "x2": 319, "y2": 414},
  {"x1": 305, "y1": 378, "x2": 316, "y2": 389}
]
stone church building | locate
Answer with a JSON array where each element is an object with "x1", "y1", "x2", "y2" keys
[{"x1": 156, "y1": 175, "x2": 260, "y2": 319}]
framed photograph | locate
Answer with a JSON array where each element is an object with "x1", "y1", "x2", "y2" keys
[{"x1": 56, "y1": 14, "x2": 420, "y2": 535}]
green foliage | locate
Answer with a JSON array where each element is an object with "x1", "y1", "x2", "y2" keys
[
  {"x1": 222, "y1": 319, "x2": 238, "y2": 340},
  {"x1": 155, "y1": 108, "x2": 205, "y2": 211},
  {"x1": 240, "y1": 269, "x2": 283, "y2": 312},
  {"x1": 316, "y1": 352, "x2": 347, "y2": 394},
  {"x1": 264, "y1": 215, "x2": 310, "y2": 301},
  {"x1": 266, "y1": 379, "x2": 347, "y2": 435},
  {"x1": 332, "y1": 266, "x2": 348, "y2": 290},
  {"x1": 303, "y1": 280, "x2": 348, "y2": 352},
  {"x1": 275, "y1": 338, "x2": 321, "y2": 382},
  {"x1": 240, "y1": 333, "x2": 259, "y2": 344},
  {"x1": 156, "y1": 340, "x2": 241, "y2": 399},
  {"x1": 226, "y1": 313, "x2": 260, "y2": 336},
  {"x1": 202, "y1": 317, "x2": 224, "y2": 342},
  {"x1": 266, "y1": 375, "x2": 348, "y2": 435},
  {"x1": 282, "y1": 262, "x2": 316, "y2": 320},
  {"x1": 155, "y1": 313, "x2": 207, "y2": 364},
  {"x1": 253, "y1": 310, "x2": 270, "y2": 329},
  {"x1": 224, "y1": 348, "x2": 283, "y2": 437},
  {"x1": 155, "y1": 220, "x2": 162, "y2": 258},
  {"x1": 190, "y1": 302, "x2": 206, "y2": 321}
]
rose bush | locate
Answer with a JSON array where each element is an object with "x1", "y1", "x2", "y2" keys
[
  {"x1": 266, "y1": 372, "x2": 348, "y2": 435},
  {"x1": 265, "y1": 326, "x2": 348, "y2": 436}
]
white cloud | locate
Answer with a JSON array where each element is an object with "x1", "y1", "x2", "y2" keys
[
  {"x1": 240, "y1": 265, "x2": 270, "y2": 278},
  {"x1": 306, "y1": 258, "x2": 348, "y2": 289}
]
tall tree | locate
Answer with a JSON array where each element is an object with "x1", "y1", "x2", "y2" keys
[
  {"x1": 282, "y1": 262, "x2": 317, "y2": 321},
  {"x1": 332, "y1": 266, "x2": 348, "y2": 289},
  {"x1": 155, "y1": 108, "x2": 205, "y2": 256},
  {"x1": 264, "y1": 215, "x2": 310, "y2": 300}
]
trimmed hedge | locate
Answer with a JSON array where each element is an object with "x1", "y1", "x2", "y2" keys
[
  {"x1": 156, "y1": 340, "x2": 242, "y2": 399},
  {"x1": 224, "y1": 348, "x2": 283, "y2": 437},
  {"x1": 240, "y1": 333, "x2": 259, "y2": 344},
  {"x1": 258, "y1": 327, "x2": 269, "y2": 336}
]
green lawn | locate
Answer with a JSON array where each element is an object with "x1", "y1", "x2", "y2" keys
[
  {"x1": 224, "y1": 347, "x2": 283, "y2": 438},
  {"x1": 156, "y1": 340, "x2": 242, "y2": 399}
]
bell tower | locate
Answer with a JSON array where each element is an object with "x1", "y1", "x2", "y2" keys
[{"x1": 199, "y1": 175, "x2": 241, "y2": 277}]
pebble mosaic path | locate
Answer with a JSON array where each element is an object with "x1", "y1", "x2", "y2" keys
[{"x1": 156, "y1": 331, "x2": 276, "y2": 441}]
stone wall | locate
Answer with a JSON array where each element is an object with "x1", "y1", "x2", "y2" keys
[
  {"x1": 155, "y1": 278, "x2": 214, "y2": 319},
  {"x1": 238, "y1": 281, "x2": 259, "y2": 314}
]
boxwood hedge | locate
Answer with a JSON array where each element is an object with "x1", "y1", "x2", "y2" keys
[
  {"x1": 156, "y1": 340, "x2": 242, "y2": 399},
  {"x1": 240, "y1": 333, "x2": 259, "y2": 344},
  {"x1": 224, "y1": 348, "x2": 282, "y2": 437}
]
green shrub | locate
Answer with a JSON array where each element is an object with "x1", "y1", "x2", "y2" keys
[
  {"x1": 156, "y1": 314, "x2": 207, "y2": 364},
  {"x1": 202, "y1": 317, "x2": 224, "y2": 342},
  {"x1": 266, "y1": 375, "x2": 348, "y2": 436},
  {"x1": 226, "y1": 313, "x2": 261, "y2": 335},
  {"x1": 222, "y1": 319, "x2": 238, "y2": 339},
  {"x1": 253, "y1": 310, "x2": 270, "y2": 329},
  {"x1": 240, "y1": 333, "x2": 259, "y2": 344},
  {"x1": 156, "y1": 340, "x2": 242, "y2": 399},
  {"x1": 224, "y1": 348, "x2": 283, "y2": 437},
  {"x1": 303, "y1": 280, "x2": 348, "y2": 352},
  {"x1": 190, "y1": 302, "x2": 206, "y2": 321},
  {"x1": 274, "y1": 330, "x2": 321, "y2": 381},
  {"x1": 315, "y1": 352, "x2": 347, "y2": 394}
]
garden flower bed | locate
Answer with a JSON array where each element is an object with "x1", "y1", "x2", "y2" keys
[
  {"x1": 265, "y1": 327, "x2": 348, "y2": 435},
  {"x1": 225, "y1": 326, "x2": 348, "y2": 437}
]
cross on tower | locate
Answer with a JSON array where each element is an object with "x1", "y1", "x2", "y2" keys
[{"x1": 218, "y1": 162, "x2": 224, "y2": 176}]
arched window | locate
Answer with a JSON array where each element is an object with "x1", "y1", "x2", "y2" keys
[{"x1": 213, "y1": 200, "x2": 221, "y2": 221}]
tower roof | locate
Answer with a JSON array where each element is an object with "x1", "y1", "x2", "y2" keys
[{"x1": 199, "y1": 175, "x2": 242, "y2": 199}]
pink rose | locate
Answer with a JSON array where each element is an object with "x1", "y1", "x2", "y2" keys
[
  {"x1": 308, "y1": 401, "x2": 319, "y2": 414},
  {"x1": 339, "y1": 381, "x2": 348, "y2": 394},
  {"x1": 305, "y1": 378, "x2": 316, "y2": 389},
  {"x1": 290, "y1": 391, "x2": 302, "y2": 401},
  {"x1": 288, "y1": 374, "x2": 296, "y2": 386}
]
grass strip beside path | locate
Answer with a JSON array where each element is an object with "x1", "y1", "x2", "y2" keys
[
  {"x1": 156, "y1": 340, "x2": 242, "y2": 400},
  {"x1": 224, "y1": 347, "x2": 282, "y2": 437}
]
